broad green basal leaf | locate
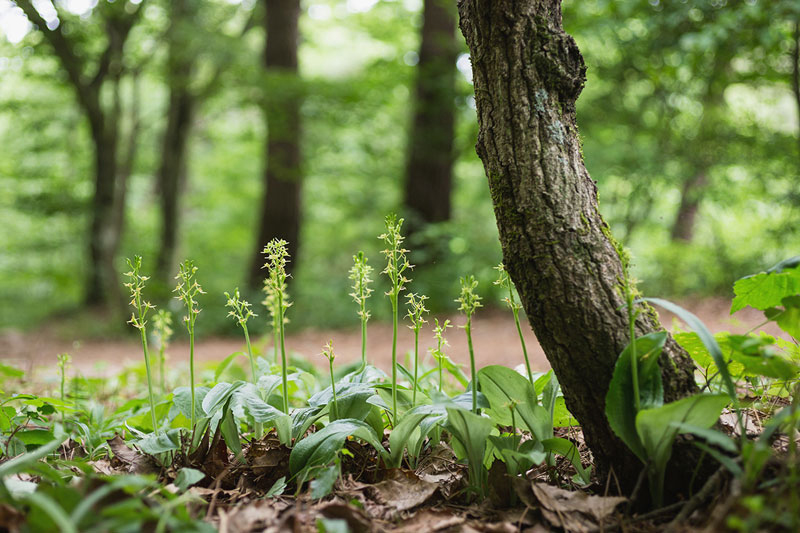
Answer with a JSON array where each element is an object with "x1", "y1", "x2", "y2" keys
[
  {"x1": 605, "y1": 332, "x2": 667, "y2": 462},
  {"x1": 635, "y1": 393, "x2": 729, "y2": 506},
  {"x1": 289, "y1": 419, "x2": 387, "y2": 475}
]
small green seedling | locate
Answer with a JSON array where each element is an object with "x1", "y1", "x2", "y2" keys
[
  {"x1": 57, "y1": 353, "x2": 70, "y2": 423},
  {"x1": 224, "y1": 288, "x2": 258, "y2": 383},
  {"x1": 124, "y1": 256, "x2": 159, "y2": 432},
  {"x1": 494, "y1": 263, "x2": 533, "y2": 385},
  {"x1": 174, "y1": 260, "x2": 205, "y2": 431},
  {"x1": 349, "y1": 251, "x2": 374, "y2": 372},
  {"x1": 263, "y1": 239, "x2": 292, "y2": 414},
  {"x1": 321, "y1": 341, "x2": 338, "y2": 420},
  {"x1": 152, "y1": 309, "x2": 173, "y2": 394},
  {"x1": 405, "y1": 293, "x2": 429, "y2": 405},
  {"x1": 380, "y1": 214, "x2": 413, "y2": 423},
  {"x1": 430, "y1": 318, "x2": 452, "y2": 392},
  {"x1": 457, "y1": 275, "x2": 482, "y2": 414}
]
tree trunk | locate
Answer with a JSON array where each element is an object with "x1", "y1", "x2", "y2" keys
[
  {"x1": 457, "y1": 0, "x2": 698, "y2": 493},
  {"x1": 16, "y1": 0, "x2": 139, "y2": 309},
  {"x1": 155, "y1": 0, "x2": 196, "y2": 290},
  {"x1": 155, "y1": 90, "x2": 194, "y2": 289},
  {"x1": 249, "y1": 0, "x2": 302, "y2": 288},
  {"x1": 86, "y1": 118, "x2": 121, "y2": 307},
  {"x1": 403, "y1": 0, "x2": 457, "y2": 240},
  {"x1": 670, "y1": 171, "x2": 707, "y2": 242}
]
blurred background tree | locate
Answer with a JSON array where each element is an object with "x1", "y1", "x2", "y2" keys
[{"x1": 0, "y1": 0, "x2": 798, "y2": 337}]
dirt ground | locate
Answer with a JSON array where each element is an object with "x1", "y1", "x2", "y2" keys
[{"x1": 0, "y1": 298, "x2": 782, "y2": 381}]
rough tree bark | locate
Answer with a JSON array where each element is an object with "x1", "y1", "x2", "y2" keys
[
  {"x1": 15, "y1": 1, "x2": 141, "y2": 308},
  {"x1": 403, "y1": 0, "x2": 457, "y2": 240},
  {"x1": 249, "y1": 0, "x2": 303, "y2": 288},
  {"x1": 458, "y1": 0, "x2": 698, "y2": 492}
]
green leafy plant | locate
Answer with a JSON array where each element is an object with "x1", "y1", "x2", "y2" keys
[
  {"x1": 605, "y1": 305, "x2": 730, "y2": 506},
  {"x1": 224, "y1": 288, "x2": 258, "y2": 383},
  {"x1": 152, "y1": 309, "x2": 173, "y2": 394},
  {"x1": 494, "y1": 263, "x2": 533, "y2": 385},
  {"x1": 349, "y1": 251, "x2": 374, "y2": 372},
  {"x1": 430, "y1": 318, "x2": 452, "y2": 392},
  {"x1": 263, "y1": 238, "x2": 292, "y2": 413},
  {"x1": 124, "y1": 256, "x2": 159, "y2": 432},
  {"x1": 405, "y1": 292, "x2": 429, "y2": 405},
  {"x1": 379, "y1": 214, "x2": 413, "y2": 423},
  {"x1": 457, "y1": 275, "x2": 482, "y2": 414},
  {"x1": 174, "y1": 260, "x2": 205, "y2": 431},
  {"x1": 444, "y1": 407, "x2": 493, "y2": 499}
]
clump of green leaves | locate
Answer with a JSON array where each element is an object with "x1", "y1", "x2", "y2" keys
[
  {"x1": 263, "y1": 238, "x2": 292, "y2": 413},
  {"x1": 152, "y1": 309, "x2": 173, "y2": 394},
  {"x1": 379, "y1": 214, "x2": 413, "y2": 422},
  {"x1": 494, "y1": 263, "x2": 533, "y2": 385},
  {"x1": 321, "y1": 341, "x2": 338, "y2": 420},
  {"x1": 430, "y1": 318, "x2": 452, "y2": 392},
  {"x1": 405, "y1": 293, "x2": 429, "y2": 405},
  {"x1": 457, "y1": 275, "x2": 482, "y2": 414},
  {"x1": 225, "y1": 288, "x2": 258, "y2": 383},
  {"x1": 349, "y1": 251, "x2": 374, "y2": 372},
  {"x1": 174, "y1": 260, "x2": 205, "y2": 430},
  {"x1": 124, "y1": 256, "x2": 159, "y2": 431}
]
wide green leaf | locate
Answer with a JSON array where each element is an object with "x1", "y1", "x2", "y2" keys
[
  {"x1": 202, "y1": 382, "x2": 245, "y2": 417},
  {"x1": 478, "y1": 365, "x2": 551, "y2": 440},
  {"x1": 444, "y1": 407, "x2": 494, "y2": 496},
  {"x1": 605, "y1": 332, "x2": 667, "y2": 462},
  {"x1": 635, "y1": 393, "x2": 729, "y2": 506},
  {"x1": 731, "y1": 258, "x2": 800, "y2": 313},
  {"x1": 136, "y1": 428, "x2": 182, "y2": 455},
  {"x1": 289, "y1": 419, "x2": 386, "y2": 475},
  {"x1": 643, "y1": 298, "x2": 737, "y2": 404},
  {"x1": 542, "y1": 437, "x2": 591, "y2": 485}
]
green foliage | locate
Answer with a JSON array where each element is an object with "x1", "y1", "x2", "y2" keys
[{"x1": 444, "y1": 407, "x2": 494, "y2": 499}]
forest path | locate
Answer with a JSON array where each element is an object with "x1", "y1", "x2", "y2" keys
[{"x1": 0, "y1": 298, "x2": 780, "y2": 380}]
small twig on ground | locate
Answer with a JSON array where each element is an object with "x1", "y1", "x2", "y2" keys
[
  {"x1": 664, "y1": 465, "x2": 728, "y2": 533},
  {"x1": 206, "y1": 464, "x2": 235, "y2": 520}
]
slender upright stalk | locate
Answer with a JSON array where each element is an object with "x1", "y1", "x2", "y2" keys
[
  {"x1": 124, "y1": 256, "x2": 159, "y2": 432},
  {"x1": 322, "y1": 341, "x2": 338, "y2": 420},
  {"x1": 174, "y1": 260, "x2": 205, "y2": 432},
  {"x1": 278, "y1": 289, "x2": 288, "y2": 413},
  {"x1": 626, "y1": 282, "x2": 640, "y2": 413},
  {"x1": 406, "y1": 293, "x2": 429, "y2": 405},
  {"x1": 262, "y1": 239, "x2": 292, "y2": 414},
  {"x1": 380, "y1": 215, "x2": 413, "y2": 424},
  {"x1": 457, "y1": 275, "x2": 482, "y2": 414},
  {"x1": 152, "y1": 310, "x2": 173, "y2": 394},
  {"x1": 430, "y1": 318, "x2": 452, "y2": 393},
  {"x1": 494, "y1": 263, "x2": 533, "y2": 385},
  {"x1": 57, "y1": 353, "x2": 70, "y2": 424},
  {"x1": 349, "y1": 252, "x2": 374, "y2": 372},
  {"x1": 225, "y1": 289, "x2": 258, "y2": 383}
]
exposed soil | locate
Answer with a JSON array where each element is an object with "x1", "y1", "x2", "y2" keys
[{"x1": 0, "y1": 298, "x2": 781, "y2": 380}]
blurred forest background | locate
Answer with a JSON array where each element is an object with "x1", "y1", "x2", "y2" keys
[{"x1": 1, "y1": 0, "x2": 799, "y2": 339}]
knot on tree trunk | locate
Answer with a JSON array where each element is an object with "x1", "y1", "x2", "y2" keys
[{"x1": 531, "y1": 27, "x2": 585, "y2": 104}]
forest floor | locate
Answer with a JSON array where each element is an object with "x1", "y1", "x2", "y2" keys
[{"x1": 0, "y1": 297, "x2": 780, "y2": 380}]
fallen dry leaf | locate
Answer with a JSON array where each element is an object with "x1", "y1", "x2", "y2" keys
[
  {"x1": 528, "y1": 482, "x2": 626, "y2": 533},
  {"x1": 394, "y1": 509, "x2": 464, "y2": 532},
  {"x1": 107, "y1": 435, "x2": 158, "y2": 474},
  {"x1": 368, "y1": 469, "x2": 439, "y2": 512}
]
